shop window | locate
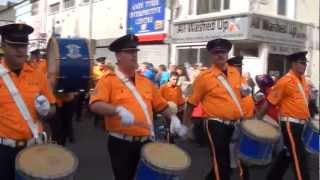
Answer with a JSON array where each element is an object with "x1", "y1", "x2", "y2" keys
[
  {"x1": 177, "y1": 49, "x2": 197, "y2": 65},
  {"x1": 31, "y1": 1, "x2": 39, "y2": 16},
  {"x1": 49, "y1": 2, "x2": 60, "y2": 14},
  {"x1": 200, "y1": 48, "x2": 211, "y2": 67},
  {"x1": 277, "y1": 0, "x2": 286, "y2": 16},
  {"x1": 197, "y1": 0, "x2": 230, "y2": 14},
  {"x1": 233, "y1": 44, "x2": 259, "y2": 57},
  {"x1": 64, "y1": 0, "x2": 75, "y2": 9}
]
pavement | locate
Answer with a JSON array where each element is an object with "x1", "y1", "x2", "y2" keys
[{"x1": 65, "y1": 113, "x2": 308, "y2": 180}]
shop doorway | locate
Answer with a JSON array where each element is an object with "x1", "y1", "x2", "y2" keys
[{"x1": 268, "y1": 54, "x2": 290, "y2": 79}]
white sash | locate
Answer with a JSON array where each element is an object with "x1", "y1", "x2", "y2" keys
[
  {"x1": 0, "y1": 64, "x2": 39, "y2": 138},
  {"x1": 114, "y1": 68, "x2": 154, "y2": 136},
  {"x1": 217, "y1": 75, "x2": 244, "y2": 117},
  {"x1": 297, "y1": 81, "x2": 309, "y2": 108}
]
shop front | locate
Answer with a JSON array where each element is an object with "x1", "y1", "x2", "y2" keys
[{"x1": 171, "y1": 13, "x2": 307, "y2": 78}]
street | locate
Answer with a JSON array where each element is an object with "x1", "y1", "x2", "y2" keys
[{"x1": 66, "y1": 113, "x2": 297, "y2": 180}]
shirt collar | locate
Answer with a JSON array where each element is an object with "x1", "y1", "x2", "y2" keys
[
  {"x1": 2, "y1": 60, "x2": 34, "y2": 74},
  {"x1": 209, "y1": 64, "x2": 236, "y2": 76}
]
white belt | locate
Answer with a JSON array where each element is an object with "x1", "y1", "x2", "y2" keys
[
  {"x1": 0, "y1": 137, "x2": 37, "y2": 148},
  {"x1": 207, "y1": 118, "x2": 238, "y2": 125},
  {"x1": 109, "y1": 132, "x2": 154, "y2": 143},
  {"x1": 280, "y1": 117, "x2": 306, "y2": 124}
]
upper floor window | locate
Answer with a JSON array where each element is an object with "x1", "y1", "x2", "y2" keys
[
  {"x1": 49, "y1": 2, "x2": 60, "y2": 14},
  {"x1": 82, "y1": 0, "x2": 90, "y2": 3},
  {"x1": 197, "y1": 0, "x2": 230, "y2": 15},
  {"x1": 277, "y1": 0, "x2": 286, "y2": 15},
  {"x1": 64, "y1": 0, "x2": 75, "y2": 9},
  {"x1": 31, "y1": 1, "x2": 39, "y2": 15}
]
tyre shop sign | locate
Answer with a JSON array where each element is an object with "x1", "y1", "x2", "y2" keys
[{"x1": 127, "y1": 0, "x2": 165, "y2": 34}]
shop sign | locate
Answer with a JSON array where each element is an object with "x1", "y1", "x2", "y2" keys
[
  {"x1": 127, "y1": 0, "x2": 166, "y2": 34},
  {"x1": 172, "y1": 16, "x2": 248, "y2": 43},
  {"x1": 248, "y1": 14, "x2": 307, "y2": 48}
]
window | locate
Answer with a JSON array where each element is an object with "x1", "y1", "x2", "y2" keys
[
  {"x1": 64, "y1": 0, "x2": 75, "y2": 9},
  {"x1": 31, "y1": 1, "x2": 39, "y2": 15},
  {"x1": 277, "y1": 0, "x2": 286, "y2": 15},
  {"x1": 82, "y1": 0, "x2": 90, "y2": 3},
  {"x1": 197, "y1": 0, "x2": 230, "y2": 14},
  {"x1": 49, "y1": 2, "x2": 60, "y2": 14}
]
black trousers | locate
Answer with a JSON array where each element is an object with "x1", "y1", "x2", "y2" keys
[
  {"x1": 0, "y1": 145, "x2": 22, "y2": 180},
  {"x1": 267, "y1": 121, "x2": 310, "y2": 180},
  {"x1": 50, "y1": 100, "x2": 76, "y2": 146},
  {"x1": 205, "y1": 120, "x2": 249, "y2": 180},
  {"x1": 108, "y1": 135, "x2": 150, "y2": 180}
]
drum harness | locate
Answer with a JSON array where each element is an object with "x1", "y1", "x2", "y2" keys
[
  {"x1": 0, "y1": 64, "x2": 47, "y2": 148},
  {"x1": 110, "y1": 67, "x2": 155, "y2": 142},
  {"x1": 280, "y1": 73, "x2": 309, "y2": 125}
]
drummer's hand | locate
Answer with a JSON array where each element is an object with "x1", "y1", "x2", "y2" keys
[
  {"x1": 115, "y1": 106, "x2": 134, "y2": 126},
  {"x1": 170, "y1": 115, "x2": 188, "y2": 138},
  {"x1": 35, "y1": 95, "x2": 50, "y2": 117}
]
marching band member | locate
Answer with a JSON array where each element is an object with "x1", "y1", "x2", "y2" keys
[
  {"x1": 0, "y1": 23, "x2": 55, "y2": 180},
  {"x1": 257, "y1": 51, "x2": 311, "y2": 180},
  {"x1": 89, "y1": 34, "x2": 186, "y2": 180},
  {"x1": 183, "y1": 38, "x2": 249, "y2": 180}
]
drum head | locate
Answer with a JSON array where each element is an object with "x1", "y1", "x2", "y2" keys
[
  {"x1": 310, "y1": 120, "x2": 319, "y2": 131},
  {"x1": 168, "y1": 101, "x2": 178, "y2": 115},
  {"x1": 241, "y1": 120, "x2": 280, "y2": 143},
  {"x1": 16, "y1": 144, "x2": 78, "y2": 179},
  {"x1": 142, "y1": 142, "x2": 190, "y2": 173}
]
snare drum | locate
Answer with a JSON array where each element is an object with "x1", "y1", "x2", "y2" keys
[
  {"x1": 301, "y1": 120, "x2": 319, "y2": 155},
  {"x1": 15, "y1": 144, "x2": 78, "y2": 180},
  {"x1": 239, "y1": 120, "x2": 280, "y2": 165},
  {"x1": 135, "y1": 142, "x2": 191, "y2": 180},
  {"x1": 47, "y1": 37, "x2": 94, "y2": 92}
]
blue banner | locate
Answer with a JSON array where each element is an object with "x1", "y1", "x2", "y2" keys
[{"x1": 127, "y1": 0, "x2": 165, "y2": 34}]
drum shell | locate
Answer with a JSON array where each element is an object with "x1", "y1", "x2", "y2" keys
[
  {"x1": 15, "y1": 144, "x2": 78, "y2": 180},
  {"x1": 47, "y1": 37, "x2": 94, "y2": 93},
  {"x1": 301, "y1": 121, "x2": 319, "y2": 155},
  {"x1": 135, "y1": 142, "x2": 190, "y2": 180},
  {"x1": 238, "y1": 120, "x2": 280, "y2": 165},
  {"x1": 135, "y1": 158, "x2": 181, "y2": 180}
]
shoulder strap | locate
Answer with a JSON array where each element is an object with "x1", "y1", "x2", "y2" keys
[
  {"x1": 217, "y1": 75, "x2": 244, "y2": 117},
  {"x1": 297, "y1": 81, "x2": 309, "y2": 108},
  {"x1": 0, "y1": 64, "x2": 39, "y2": 138},
  {"x1": 114, "y1": 68, "x2": 154, "y2": 136}
]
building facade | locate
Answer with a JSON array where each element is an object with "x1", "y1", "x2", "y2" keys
[{"x1": 169, "y1": 0, "x2": 319, "y2": 87}]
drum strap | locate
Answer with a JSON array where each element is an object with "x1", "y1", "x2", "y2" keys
[
  {"x1": 297, "y1": 81, "x2": 309, "y2": 108},
  {"x1": 114, "y1": 68, "x2": 155, "y2": 137},
  {"x1": 217, "y1": 75, "x2": 243, "y2": 117},
  {"x1": 0, "y1": 64, "x2": 39, "y2": 138}
]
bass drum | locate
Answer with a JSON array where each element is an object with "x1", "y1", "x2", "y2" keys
[{"x1": 47, "y1": 37, "x2": 94, "y2": 93}]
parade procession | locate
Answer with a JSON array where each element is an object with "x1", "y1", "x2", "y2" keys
[{"x1": 0, "y1": 0, "x2": 319, "y2": 180}]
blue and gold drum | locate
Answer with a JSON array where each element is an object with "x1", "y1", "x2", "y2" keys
[
  {"x1": 135, "y1": 142, "x2": 191, "y2": 180},
  {"x1": 47, "y1": 37, "x2": 93, "y2": 93}
]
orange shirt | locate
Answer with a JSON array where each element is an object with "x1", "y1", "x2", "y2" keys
[
  {"x1": 160, "y1": 83, "x2": 184, "y2": 106},
  {"x1": 0, "y1": 62, "x2": 56, "y2": 140},
  {"x1": 90, "y1": 72, "x2": 168, "y2": 136},
  {"x1": 267, "y1": 70, "x2": 310, "y2": 120},
  {"x1": 188, "y1": 64, "x2": 242, "y2": 120}
]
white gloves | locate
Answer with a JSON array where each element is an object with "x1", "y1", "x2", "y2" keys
[
  {"x1": 115, "y1": 106, "x2": 135, "y2": 126},
  {"x1": 170, "y1": 115, "x2": 188, "y2": 138},
  {"x1": 35, "y1": 95, "x2": 50, "y2": 117},
  {"x1": 254, "y1": 92, "x2": 265, "y2": 102},
  {"x1": 240, "y1": 84, "x2": 252, "y2": 97}
]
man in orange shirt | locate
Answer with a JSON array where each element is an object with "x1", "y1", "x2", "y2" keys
[
  {"x1": 183, "y1": 39, "x2": 248, "y2": 180},
  {"x1": 29, "y1": 48, "x2": 48, "y2": 74},
  {"x1": 0, "y1": 23, "x2": 55, "y2": 180},
  {"x1": 228, "y1": 56, "x2": 255, "y2": 119},
  {"x1": 160, "y1": 71, "x2": 185, "y2": 114},
  {"x1": 89, "y1": 34, "x2": 185, "y2": 180},
  {"x1": 257, "y1": 51, "x2": 311, "y2": 180}
]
